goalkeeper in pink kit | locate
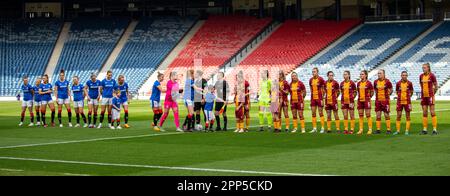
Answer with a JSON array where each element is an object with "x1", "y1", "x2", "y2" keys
[{"x1": 159, "y1": 72, "x2": 183, "y2": 132}]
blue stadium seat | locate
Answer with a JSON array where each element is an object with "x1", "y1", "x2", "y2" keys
[
  {"x1": 53, "y1": 17, "x2": 129, "y2": 84},
  {"x1": 0, "y1": 19, "x2": 62, "y2": 96},
  {"x1": 110, "y1": 16, "x2": 196, "y2": 93}
]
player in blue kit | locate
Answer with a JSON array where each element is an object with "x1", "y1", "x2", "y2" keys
[
  {"x1": 111, "y1": 90, "x2": 122, "y2": 130},
  {"x1": 99, "y1": 70, "x2": 117, "y2": 128},
  {"x1": 18, "y1": 76, "x2": 35, "y2": 127},
  {"x1": 85, "y1": 73, "x2": 101, "y2": 128},
  {"x1": 54, "y1": 70, "x2": 73, "y2": 127},
  {"x1": 151, "y1": 72, "x2": 164, "y2": 131},
  {"x1": 33, "y1": 77, "x2": 42, "y2": 126},
  {"x1": 196, "y1": 85, "x2": 226, "y2": 132},
  {"x1": 39, "y1": 74, "x2": 56, "y2": 127},
  {"x1": 117, "y1": 75, "x2": 130, "y2": 128},
  {"x1": 182, "y1": 70, "x2": 195, "y2": 132},
  {"x1": 72, "y1": 76, "x2": 87, "y2": 128}
]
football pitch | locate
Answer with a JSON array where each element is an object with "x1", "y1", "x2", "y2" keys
[{"x1": 0, "y1": 100, "x2": 449, "y2": 176}]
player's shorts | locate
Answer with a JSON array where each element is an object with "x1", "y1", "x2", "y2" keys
[
  {"x1": 204, "y1": 110, "x2": 215, "y2": 121},
  {"x1": 101, "y1": 98, "x2": 113, "y2": 106},
  {"x1": 164, "y1": 101, "x2": 178, "y2": 109},
  {"x1": 88, "y1": 99, "x2": 99, "y2": 106},
  {"x1": 57, "y1": 98, "x2": 70, "y2": 105},
  {"x1": 112, "y1": 109, "x2": 120, "y2": 120},
  {"x1": 235, "y1": 105, "x2": 245, "y2": 120},
  {"x1": 151, "y1": 100, "x2": 161, "y2": 108},
  {"x1": 421, "y1": 96, "x2": 435, "y2": 106},
  {"x1": 122, "y1": 101, "x2": 128, "y2": 106},
  {"x1": 215, "y1": 102, "x2": 227, "y2": 112},
  {"x1": 33, "y1": 101, "x2": 41, "y2": 107},
  {"x1": 41, "y1": 100, "x2": 53, "y2": 105},
  {"x1": 73, "y1": 101, "x2": 84, "y2": 108},
  {"x1": 397, "y1": 104, "x2": 412, "y2": 112},
  {"x1": 357, "y1": 101, "x2": 371, "y2": 110},
  {"x1": 22, "y1": 100, "x2": 33, "y2": 107},
  {"x1": 258, "y1": 99, "x2": 270, "y2": 108},
  {"x1": 290, "y1": 102, "x2": 304, "y2": 111},
  {"x1": 194, "y1": 102, "x2": 204, "y2": 111},
  {"x1": 311, "y1": 99, "x2": 324, "y2": 108},
  {"x1": 375, "y1": 101, "x2": 390, "y2": 113},
  {"x1": 184, "y1": 99, "x2": 194, "y2": 107},
  {"x1": 325, "y1": 103, "x2": 339, "y2": 111},
  {"x1": 341, "y1": 102, "x2": 355, "y2": 110}
]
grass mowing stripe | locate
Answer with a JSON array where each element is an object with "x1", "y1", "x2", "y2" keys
[
  {"x1": 0, "y1": 156, "x2": 335, "y2": 176},
  {"x1": 0, "y1": 168, "x2": 24, "y2": 172},
  {"x1": 0, "y1": 132, "x2": 183, "y2": 149}
]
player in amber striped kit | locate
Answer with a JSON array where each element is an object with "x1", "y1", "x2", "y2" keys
[
  {"x1": 324, "y1": 71, "x2": 340, "y2": 133},
  {"x1": 357, "y1": 70, "x2": 374, "y2": 135},
  {"x1": 419, "y1": 63, "x2": 438, "y2": 135},
  {"x1": 395, "y1": 71, "x2": 414, "y2": 135},
  {"x1": 374, "y1": 69, "x2": 393, "y2": 134},
  {"x1": 340, "y1": 71, "x2": 357, "y2": 134},
  {"x1": 309, "y1": 68, "x2": 326, "y2": 133},
  {"x1": 290, "y1": 72, "x2": 306, "y2": 133}
]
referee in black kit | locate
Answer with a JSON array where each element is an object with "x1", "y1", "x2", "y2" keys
[
  {"x1": 194, "y1": 70, "x2": 208, "y2": 130},
  {"x1": 214, "y1": 72, "x2": 230, "y2": 131}
]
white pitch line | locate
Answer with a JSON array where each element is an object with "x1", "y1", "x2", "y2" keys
[
  {"x1": 0, "y1": 156, "x2": 334, "y2": 176},
  {"x1": 0, "y1": 168, "x2": 24, "y2": 172},
  {"x1": 0, "y1": 132, "x2": 183, "y2": 150}
]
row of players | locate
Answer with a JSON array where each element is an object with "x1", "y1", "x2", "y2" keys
[
  {"x1": 150, "y1": 63, "x2": 438, "y2": 135},
  {"x1": 19, "y1": 70, "x2": 130, "y2": 129}
]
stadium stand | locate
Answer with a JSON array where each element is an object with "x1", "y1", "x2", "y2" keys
[
  {"x1": 52, "y1": 17, "x2": 129, "y2": 83},
  {"x1": 111, "y1": 17, "x2": 196, "y2": 93},
  {"x1": 0, "y1": 19, "x2": 62, "y2": 96},
  {"x1": 167, "y1": 15, "x2": 272, "y2": 78},
  {"x1": 375, "y1": 22, "x2": 450, "y2": 93},
  {"x1": 296, "y1": 21, "x2": 432, "y2": 93},
  {"x1": 231, "y1": 19, "x2": 361, "y2": 92}
]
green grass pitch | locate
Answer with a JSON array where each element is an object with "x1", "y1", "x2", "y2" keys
[{"x1": 0, "y1": 100, "x2": 449, "y2": 176}]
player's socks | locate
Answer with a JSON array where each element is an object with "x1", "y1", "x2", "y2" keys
[
  {"x1": 174, "y1": 111, "x2": 180, "y2": 128},
  {"x1": 76, "y1": 113, "x2": 80, "y2": 124},
  {"x1": 266, "y1": 112, "x2": 273, "y2": 126},
  {"x1": 327, "y1": 120, "x2": 332, "y2": 131},
  {"x1": 259, "y1": 112, "x2": 264, "y2": 126},
  {"x1": 432, "y1": 116, "x2": 438, "y2": 131},
  {"x1": 67, "y1": 109, "x2": 72, "y2": 123},
  {"x1": 93, "y1": 113, "x2": 98, "y2": 125},
  {"x1": 100, "y1": 113, "x2": 105, "y2": 123},
  {"x1": 196, "y1": 114, "x2": 201, "y2": 125},
  {"x1": 423, "y1": 117, "x2": 428, "y2": 131},
  {"x1": 124, "y1": 110, "x2": 129, "y2": 124},
  {"x1": 335, "y1": 120, "x2": 340, "y2": 131},
  {"x1": 58, "y1": 111, "x2": 62, "y2": 124},
  {"x1": 351, "y1": 120, "x2": 355, "y2": 132},
  {"x1": 406, "y1": 120, "x2": 411, "y2": 132},
  {"x1": 20, "y1": 111, "x2": 25, "y2": 123},
  {"x1": 81, "y1": 113, "x2": 87, "y2": 124},
  {"x1": 88, "y1": 112, "x2": 92, "y2": 125},
  {"x1": 376, "y1": 120, "x2": 381, "y2": 131},
  {"x1": 51, "y1": 111, "x2": 55, "y2": 123},
  {"x1": 367, "y1": 117, "x2": 373, "y2": 131},
  {"x1": 108, "y1": 113, "x2": 112, "y2": 124},
  {"x1": 344, "y1": 119, "x2": 349, "y2": 131},
  {"x1": 36, "y1": 112, "x2": 40, "y2": 123},
  {"x1": 30, "y1": 112, "x2": 34, "y2": 123},
  {"x1": 246, "y1": 118, "x2": 251, "y2": 129},
  {"x1": 215, "y1": 115, "x2": 221, "y2": 129},
  {"x1": 42, "y1": 112, "x2": 46, "y2": 125},
  {"x1": 293, "y1": 118, "x2": 298, "y2": 130},
  {"x1": 223, "y1": 116, "x2": 228, "y2": 130},
  {"x1": 320, "y1": 116, "x2": 325, "y2": 129},
  {"x1": 386, "y1": 120, "x2": 391, "y2": 131},
  {"x1": 300, "y1": 119, "x2": 305, "y2": 130},
  {"x1": 116, "y1": 120, "x2": 120, "y2": 126},
  {"x1": 396, "y1": 120, "x2": 401, "y2": 132},
  {"x1": 159, "y1": 112, "x2": 168, "y2": 127},
  {"x1": 285, "y1": 118, "x2": 290, "y2": 129},
  {"x1": 359, "y1": 118, "x2": 364, "y2": 131},
  {"x1": 312, "y1": 117, "x2": 317, "y2": 129}
]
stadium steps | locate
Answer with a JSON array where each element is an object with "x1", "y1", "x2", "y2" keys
[
  {"x1": 98, "y1": 20, "x2": 138, "y2": 80},
  {"x1": 368, "y1": 21, "x2": 443, "y2": 79},
  {"x1": 438, "y1": 77, "x2": 450, "y2": 95},
  {"x1": 299, "y1": 23, "x2": 364, "y2": 70},
  {"x1": 219, "y1": 21, "x2": 281, "y2": 79},
  {"x1": 138, "y1": 20, "x2": 205, "y2": 95},
  {"x1": 44, "y1": 22, "x2": 71, "y2": 79}
]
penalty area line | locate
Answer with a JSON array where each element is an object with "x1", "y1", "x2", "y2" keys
[{"x1": 0, "y1": 156, "x2": 334, "y2": 176}]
